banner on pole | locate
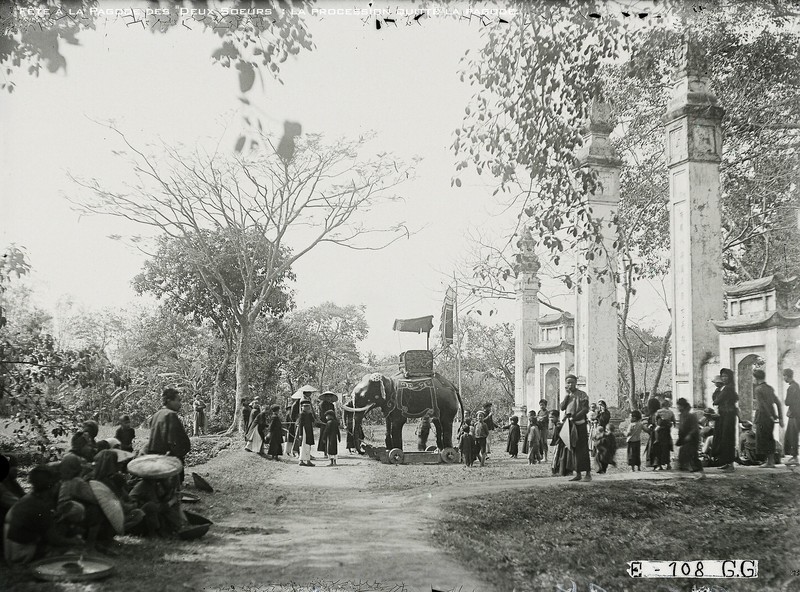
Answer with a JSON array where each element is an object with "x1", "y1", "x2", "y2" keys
[{"x1": 440, "y1": 286, "x2": 455, "y2": 345}]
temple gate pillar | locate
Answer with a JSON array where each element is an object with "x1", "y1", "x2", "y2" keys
[
  {"x1": 664, "y1": 39, "x2": 725, "y2": 408},
  {"x1": 575, "y1": 98, "x2": 621, "y2": 408}
]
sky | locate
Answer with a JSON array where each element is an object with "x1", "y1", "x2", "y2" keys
[{"x1": 0, "y1": 0, "x2": 671, "y2": 356}]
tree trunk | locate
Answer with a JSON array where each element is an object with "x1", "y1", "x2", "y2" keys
[
  {"x1": 651, "y1": 323, "x2": 672, "y2": 396},
  {"x1": 619, "y1": 258, "x2": 637, "y2": 410},
  {"x1": 212, "y1": 343, "x2": 232, "y2": 417},
  {"x1": 225, "y1": 322, "x2": 251, "y2": 435}
]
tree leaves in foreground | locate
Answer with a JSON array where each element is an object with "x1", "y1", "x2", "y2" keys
[{"x1": 0, "y1": 0, "x2": 314, "y2": 94}]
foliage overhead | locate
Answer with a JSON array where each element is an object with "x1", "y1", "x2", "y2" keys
[{"x1": 0, "y1": 0, "x2": 314, "y2": 94}]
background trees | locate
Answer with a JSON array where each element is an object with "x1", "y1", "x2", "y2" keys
[
  {"x1": 73, "y1": 129, "x2": 414, "y2": 433},
  {"x1": 455, "y1": 1, "x2": 799, "y2": 406}
]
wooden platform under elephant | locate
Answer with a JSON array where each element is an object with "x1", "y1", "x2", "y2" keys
[{"x1": 378, "y1": 447, "x2": 460, "y2": 465}]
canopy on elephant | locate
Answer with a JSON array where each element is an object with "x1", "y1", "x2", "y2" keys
[{"x1": 392, "y1": 316, "x2": 434, "y2": 334}]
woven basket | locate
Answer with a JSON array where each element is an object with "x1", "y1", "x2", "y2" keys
[{"x1": 127, "y1": 454, "x2": 182, "y2": 479}]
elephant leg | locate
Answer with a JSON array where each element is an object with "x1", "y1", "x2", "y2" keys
[
  {"x1": 385, "y1": 416, "x2": 393, "y2": 449},
  {"x1": 442, "y1": 417, "x2": 454, "y2": 449},
  {"x1": 391, "y1": 417, "x2": 406, "y2": 450},
  {"x1": 431, "y1": 418, "x2": 444, "y2": 450}
]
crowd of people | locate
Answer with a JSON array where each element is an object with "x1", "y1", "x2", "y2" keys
[
  {"x1": 1, "y1": 387, "x2": 192, "y2": 565},
  {"x1": 475, "y1": 366, "x2": 798, "y2": 482},
  {"x1": 240, "y1": 388, "x2": 342, "y2": 467},
  {"x1": 3, "y1": 364, "x2": 797, "y2": 566}
]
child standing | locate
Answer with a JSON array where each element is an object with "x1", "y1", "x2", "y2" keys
[
  {"x1": 527, "y1": 419, "x2": 542, "y2": 465},
  {"x1": 676, "y1": 397, "x2": 705, "y2": 477},
  {"x1": 505, "y1": 416, "x2": 521, "y2": 459},
  {"x1": 474, "y1": 411, "x2": 489, "y2": 466},
  {"x1": 458, "y1": 425, "x2": 475, "y2": 467},
  {"x1": 626, "y1": 410, "x2": 643, "y2": 471},
  {"x1": 115, "y1": 416, "x2": 135, "y2": 453}
]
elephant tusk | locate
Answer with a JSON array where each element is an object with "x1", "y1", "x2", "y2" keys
[{"x1": 341, "y1": 403, "x2": 376, "y2": 414}]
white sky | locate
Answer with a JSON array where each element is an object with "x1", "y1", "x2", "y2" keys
[{"x1": 1, "y1": 0, "x2": 671, "y2": 356}]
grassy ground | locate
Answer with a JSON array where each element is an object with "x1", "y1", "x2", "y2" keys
[{"x1": 434, "y1": 471, "x2": 800, "y2": 592}]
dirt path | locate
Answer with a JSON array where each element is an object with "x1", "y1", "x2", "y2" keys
[{"x1": 175, "y1": 446, "x2": 795, "y2": 592}]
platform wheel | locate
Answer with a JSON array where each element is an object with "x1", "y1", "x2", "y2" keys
[
  {"x1": 388, "y1": 448, "x2": 405, "y2": 465},
  {"x1": 439, "y1": 447, "x2": 458, "y2": 464}
]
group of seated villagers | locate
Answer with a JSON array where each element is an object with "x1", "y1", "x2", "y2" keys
[{"x1": 0, "y1": 388, "x2": 193, "y2": 564}]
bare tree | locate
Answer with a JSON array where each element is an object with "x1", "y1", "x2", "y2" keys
[{"x1": 71, "y1": 126, "x2": 416, "y2": 433}]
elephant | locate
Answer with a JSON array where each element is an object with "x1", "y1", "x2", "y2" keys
[{"x1": 341, "y1": 371, "x2": 464, "y2": 451}]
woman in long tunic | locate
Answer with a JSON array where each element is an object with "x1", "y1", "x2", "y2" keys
[
  {"x1": 643, "y1": 397, "x2": 662, "y2": 469},
  {"x1": 536, "y1": 401, "x2": 550, "y2": 460},
  {"x1": 711, "y1": 368, "x2": 739, "y2": 470},
  {"x1": 322, "y1": 411, "x2": 341, "y2": 466},
  {"x1": 522, "y1": 411, "x2": 537, "y2": 457},
  {"x1": 266, "y1": 405, "x2": 284, "y2": 460},
  {"x1": 317, "y1": 398, "x2": 336, "y2": 455},
  {"x1": 244, "y1": 404, "x2": 265, "y2": 454}
]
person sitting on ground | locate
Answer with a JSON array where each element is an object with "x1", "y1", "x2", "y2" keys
[
  {"x1": 504, "y1": 416, "x2": 521, "y2": 459},
  {"x1": 736, "y1": 421, "x2": 760, "y2": 466},
  {"x1": 129, "y1": 475, "x2": 185, "y2": 538},
  {"x1": 0, "y1": 455, "x2": 26, "y2": 551},
  {"x1": 89, "y1": 450, "x2": 145, "y2": 535},
  {"x1": 675, "y1": 398, "x2": 705, "y2": 477},
  {"x1": 458, "y1": 425, "x2": 475, "y2": 468},
  {"x1": 593, "y1": 425, "x2": 614, "y2": 474},
  {"x1": 58, "y1": 454, "x2": 109, "y2": 553},
  {"x1": 115, "y1": 415, "x2": 136, "y2": 453},
  {"x1": 82, "y1": 420, "x2": 100, "y2": 461},
  {"x1": 4, "y1": 465, "x2": 83, "y2": 564}
]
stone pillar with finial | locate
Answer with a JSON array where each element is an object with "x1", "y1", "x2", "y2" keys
[
  {"x1": 514, "y1": 228, "x2": 540, "y2": 424},
  {"x1": 575, "y1": 96, "x2": 622, "y2": 409},
  {"x1": 664, "y1": 37, "x2": 725, "y2": 408}
]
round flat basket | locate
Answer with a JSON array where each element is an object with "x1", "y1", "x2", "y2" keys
[
  {"x1": 30, "y1": 555, "x2": 114, "y2": 582},
  {"x1": 88, "y1": 480, "x2": 125, "y2": 535},
  {"x1": 439, "y1": 447, "x2": 459, "y2": 464},
  {"x1": 127, "y1": 455, "x2": 182, "y2": 479},
  {"x1": 387, "y1": 448, "x2": 405, "y2": 465},
  {"x1": 181, "y1": 491, "x2": 201, "y2": 504},
  {"x1": 178, "y1": 510, "x2": 213, "y2": 540}
]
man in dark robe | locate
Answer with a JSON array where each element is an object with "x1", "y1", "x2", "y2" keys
[
  {"x1": 296, "y1": 400, "x2": 319, "y2": 467},
  {"x1": 753, "y1": 369, "x2": 783, "y2": 468},
  {"x1": 783, "y1": 368, "x2": 800, "y2": 465},
  {"x1": 147, "y1": 388, "x2": 192, "y2": 481},
  {"x1": 317, "y1": 393, "x2": 336, "y2": 456},
  {"x1": 561, "y1": 374, "x2": 591, "y2": 482},
  {"x1": 505, "y1": 416, "x2": 521, "y2": 458},
  {"x1": 712, "y1": 368, "x2": 739, "y2": 470}
]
